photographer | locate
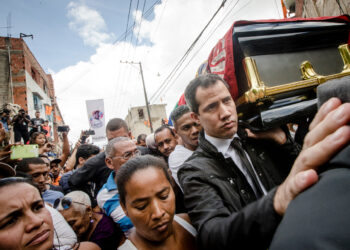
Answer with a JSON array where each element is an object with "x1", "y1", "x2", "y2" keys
[
  {"x1": 29, "y1": 110, "x2": 46, "y2": 135},
  {"x1": 12, "y1": 108, "x2": 31, "y2": 143}
]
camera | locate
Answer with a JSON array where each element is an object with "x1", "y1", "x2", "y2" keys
[
  {"x1": 57, "y1": 125, "x2": 70, "y2": 132},
  {"x1": 84, "y1": 130, "x2": 95, "y2": 136},
  {"x1": 80, "y1": 130, "x2": 95, "y2": 144}
]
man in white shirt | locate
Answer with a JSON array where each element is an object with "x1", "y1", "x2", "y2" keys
[
  {"x1": 178, "y1": 73, "x2": 350, "y2": 250},
  {"x1": 168, "y1": 105, "x2": 202, "y2": 187}
]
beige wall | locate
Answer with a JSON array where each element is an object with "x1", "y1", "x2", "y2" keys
[{"x1": 125, "y1": 104, "x2": 167, "y2": 138}]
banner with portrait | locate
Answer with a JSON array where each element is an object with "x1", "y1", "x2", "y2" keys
[{"x1": 86, "y1": 99, "x2": 106, "y2": 142}]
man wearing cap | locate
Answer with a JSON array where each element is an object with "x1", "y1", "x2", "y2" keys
[{"x1": 50, "y1": 158, "x2": 62, "y2": 186}]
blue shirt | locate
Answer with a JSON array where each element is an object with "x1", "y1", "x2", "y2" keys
[{"x1": 97, "y1": 172, "x2": 133, "y2": 234}]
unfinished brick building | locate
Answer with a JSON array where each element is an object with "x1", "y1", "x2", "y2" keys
[{"x1": 0, "y1": 36, "x2": 64, "y2": 143}]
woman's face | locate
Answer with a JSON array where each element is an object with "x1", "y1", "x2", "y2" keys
[
  {"x1": 35, "y1": 134, "x2": 46, "y2": 147},
  {"x1": 60, "y1": 205, "x2": 91, "y2": 239},
  {"x1": 123, "y1": 167, "x2": 175, "y2": 242},
  {"x1": 0, "y1": 183, "x2": 53, "y2": 250}
]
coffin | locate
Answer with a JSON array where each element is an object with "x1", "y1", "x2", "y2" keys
[{"x1": 207, "y1": 15, "x2": 350, "y2": 131}]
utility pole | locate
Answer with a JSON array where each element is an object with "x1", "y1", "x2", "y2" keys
[{"x1": 120, "y1": 60, "x2": 153, "y2": 133}]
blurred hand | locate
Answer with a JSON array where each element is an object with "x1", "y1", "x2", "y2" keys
[
  {"x1": 39, "y1": 142, "x2": 54, "y2": 154},
  {"x1": 246, "y1": 127, "x2": 287, "y2": 145},
  {"x1": 274, "y1": 98, "x2": 350, "y2": 215},
  {"x1": 0, "y1": 144, "x2": 11, "y2": 160}
]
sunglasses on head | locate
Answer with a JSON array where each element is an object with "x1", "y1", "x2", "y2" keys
[{"x1": 54, "y1": 197, "x2": 87, "y2": 210}]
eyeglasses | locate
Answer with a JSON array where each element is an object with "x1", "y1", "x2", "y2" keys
[
  {"x1": 54, "y1": 197, "x2": 87, "y2": 210},
  {"x1": 113, "y1": 149, "x2": 141, "y2": 160}
]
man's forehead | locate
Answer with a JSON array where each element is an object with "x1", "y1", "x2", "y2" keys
[
  {"x1": 176, "y1": 112, "x2": 194, "y2": 127},
  {"x1": 28, "y1": 163, "x2": 48, "y2": 173},
  {"x1": 155, "y1": 129, "x2": 173, "y2": 142},
  {"x1": 107, "y1": 127, "x2": 129, "y2": 139},
  {"x1": 113, "y1": 140, "x2": 136, "y2": 155},
  {"x1": 197, "y1": 81, "x2": 230, "y2": 106}
]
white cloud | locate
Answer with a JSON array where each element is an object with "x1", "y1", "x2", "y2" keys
[
  {"x1": 54, "y1": 0, "x2": 282, "y2": 142},
  {"x1": 67, "y1": 1, "x2": 114, "y2": 47}
]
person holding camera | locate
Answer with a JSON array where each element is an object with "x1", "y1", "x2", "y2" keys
[
  {"x1": 12, "y1": 108, "x2": 31, "y2": 143},
  {"x1": 30, "y1": 110, "x2": 46, "y2": 135}
]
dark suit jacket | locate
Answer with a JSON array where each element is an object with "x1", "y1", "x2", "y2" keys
[{"x1": 270, "y1": 145, "x2": 350, "y2": 250}]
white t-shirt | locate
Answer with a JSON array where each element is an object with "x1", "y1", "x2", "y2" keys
[
  {"x1": 46, "y1": 205, "x2": 77, "y2": 249},
  {"x1": 168, "y1": 145, "x2": 194, "y2": 189}
]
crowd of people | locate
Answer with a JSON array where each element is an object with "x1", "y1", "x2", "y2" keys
[{"x1": 0, "y1": 73, "x2": 349, "y2": 249}]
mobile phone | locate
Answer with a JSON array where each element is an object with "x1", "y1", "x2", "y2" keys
[
  {"x1": 10, "y1": 145, "x2": 39, "y2": 160},
  {"x1": 84, "y1": 130, "x2": 95, "y2": 135},
  {"x1": 57, "y1": 125, "x2": 70, "y2": 132}
]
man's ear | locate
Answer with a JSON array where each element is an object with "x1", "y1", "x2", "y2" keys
[
  {"x1": 128, "y1": 131, "x2": 132, "y2": 139},
  {"x1": 86, "y1": 206, "x2": 93, "y2": 218},
  {"x1": 105, "y1": 157, "x2": 114, "y2": 170}
]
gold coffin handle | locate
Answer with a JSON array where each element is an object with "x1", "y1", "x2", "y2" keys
[
  {"x1": 300, "y1": 61, "x2": 326, "y2": 84},
  {"x1": 241, "y1": 57, "x2": 266, "y2": 103},
  {"x1": 239, "y1": 44, "x2": 350, "y2": 105}
]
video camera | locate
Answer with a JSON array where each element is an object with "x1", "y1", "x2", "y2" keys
[{"x1": 81, "y1": 130, "x2": 95, "y2": 144}]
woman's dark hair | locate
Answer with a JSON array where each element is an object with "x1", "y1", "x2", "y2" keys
[
  {"x1": 116, "y1": 155, "x2": 171, "y2": 206},
  {"x1": 0, "y1": 177, "x2": 42, "y2": 198},
  {"x1": 29, "y1": 132, "x2": 47, "y2": 145}
]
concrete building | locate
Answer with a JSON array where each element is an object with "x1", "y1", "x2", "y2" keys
[
  {"x1": 125, "y1": 104, "x2": 167, "y2": 137},
  {"x1": 0, "y1": 36, "x2": 64, "y2": 143}
]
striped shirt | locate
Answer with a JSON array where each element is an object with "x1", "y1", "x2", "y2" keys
[{"x1": 97, "y1": 171, "x2": 133, "y2": 235}]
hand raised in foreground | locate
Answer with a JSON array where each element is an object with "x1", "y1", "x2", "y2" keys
[{"x1": 274, "y1": 98, "x2": 350, "y2": 215}]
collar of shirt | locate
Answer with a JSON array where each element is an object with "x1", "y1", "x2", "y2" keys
[
  {"x1": 105, "y1": 171, "x2": 117, "y2": 191},
  {"x1": 204, "y1": 132, "x2": 267, "y2": 195},
  {"x1": 205, "y1": 132, "x2": 239, "y2": 157}
]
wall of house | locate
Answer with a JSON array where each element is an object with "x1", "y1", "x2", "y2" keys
[{"x1": 126, "y1": 104, "x2": 167, "y2": 137}]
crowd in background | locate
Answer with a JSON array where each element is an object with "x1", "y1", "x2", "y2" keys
[{"x1": 0, "y1": 73, "x2": 349, "y2": 250}]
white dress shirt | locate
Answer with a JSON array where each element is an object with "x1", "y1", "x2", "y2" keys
[
  {"x1": 168, "y1": 145, "x2": 194, "y2": 190},
  {"x1": 205, "y1": 133, "x2": 267, "y2": 196}
]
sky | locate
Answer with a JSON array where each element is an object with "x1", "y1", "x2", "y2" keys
[{"x1": 1, "y1": 0, "x2": 283, "y2": 142}]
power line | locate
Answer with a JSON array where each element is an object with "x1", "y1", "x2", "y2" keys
[
  {"x1": 112, "y1": 0, "x2": 161, "y2": 44},
  {"x1": 112, "y1": 0, "x2": 135, "y2": 115},
  {"x1": 156, "y1": 0, "x2": 252, "y2": 102},
  {"x1": 118, "y1": 0, "x2": 148, "y2": 113},
  {"x1": 274, "y1": 0, "x2": 282, "y2": 18},
  {"x1": 149, "y1": 0, "x2": 228, "y2": 103},
  {"x1": 130, "y1": 0, "x2": 140, "y2": 44},
  {"x1": 125, "y1": 0, "x2": 134, "y2": 41},
  {"x1": 151, "y1": 0, "x2": 168, "y2": 39},
  {"x1": 58, "y1": 1, "x2": 161, "y2": 97},
  {"x1": 112, "y1": 0, "x2": 159, "y2": 113}
]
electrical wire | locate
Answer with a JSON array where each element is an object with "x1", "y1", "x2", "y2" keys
[
  {"x1": 111, "y1": 0, "x2": 134, "y2": 114},
  {"x1": 149, "y1": 0, "x2": 228, "y2": 103},
  {"x1": 336, "y1": 0, "x2": 345, "y2": 14},
  {"x1": 273, "y1": 0, "x2": 282, "y2": 18},
  {"x1": 151, "y1": 0, "x2": 168, "y2": 39},
  {"x1": 125, "y1": 0, "x2": 134, "y2": 41},
  {"x1": 119, "y1": 0, "x2": 148, "y2": 111},
  {"x1": 112, "y1": 0, "x2": 160, "y2": 112},
  {"x1": 157, "y1": 0, "x2": 252, "y2": 102}
]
